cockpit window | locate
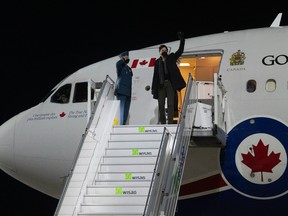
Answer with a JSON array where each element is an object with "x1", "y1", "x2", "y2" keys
[
  {"x1": 51, "y1": 84, "x2": 71, "y2": 103},
  {"x1": 247, "y1": 80, "x2": 256, "y2": 93},
  {"x1": 73, "y1": 82, "x2": 95, "y2": 103}
]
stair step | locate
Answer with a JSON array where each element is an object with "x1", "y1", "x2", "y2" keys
[
  {"x1": 112, "y1": 125, "x2": 177, "y2": 134},
  {"x1": 105, "y1": 148, "x2": 159, "y2": 156},
  {"x1": 109, "y1": 133, "x2": 164, "y2": 141},
  {"x1": 96, "y1": 171, "x2": 153, "y2": 181},
  {"x1": 94, "y1": 180, "x2": 151, "y2": 186},
  {"x1": 79, "y1": 204, "x2": 145, "y2": 214},
  {"x1": 86, "y1": 185, "x2": 149, "y2": 195},
  {"x1": 107, "y1": 140, "x2": 161, "y2": 148},
  {"x1": 78, "y1": 213, "x2": 142, "y2": 216},
  {"x1": 102, "y1": 156, "x2": 157, "y2": 164},
  {"x1": 99, "y1": 164, "x2": 155, "y2": 172},
  {"x1": 83, "y1": 194, "x2": 147, "y2": 205}
]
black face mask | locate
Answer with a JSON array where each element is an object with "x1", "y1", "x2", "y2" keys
[
  {"x1": 162, "y1": 51, "x2": 168, "y2": 57},
  {"x1": 124, "y1": 59, "x2": 130, "y2": 64}
]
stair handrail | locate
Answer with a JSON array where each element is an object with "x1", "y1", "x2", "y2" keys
[
  {"x1": 143, "y1": 127, "x2": 175, "y2": 215},
  {"x1": 88, "y1": 75, "x2": 115, "y2": 135},
  {"x1": 54, "y1": 75, "x2": 115, "y2": 216},
  {"x1": 143, "y1": 74, "x2": 195, "y2": 216},
  {"x1": 70, "y1": 75, "x2": 116, "y2": 216},
  {"x1": 160, "y1": 74, "x2": 195, "y2": 215}
]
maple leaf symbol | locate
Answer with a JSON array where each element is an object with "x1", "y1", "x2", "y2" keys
[
  {"x1": 59, "y1": 112, "x2": 66, "y2": 117},
  {"x1": 139, "y1": 60, "x2": 148, "y2": 66},
  {"x1": 241, "y1": 139, "x2": 281, "y2": 182}
]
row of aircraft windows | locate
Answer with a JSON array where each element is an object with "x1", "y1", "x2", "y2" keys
[
  {"x1": 49, "y1": 79, "x2": 276, "y2": 104},
  {"x1": 247, "y1": 79, "x2": 276, "y2": 93},
  {"x1": 51, "y1": 82, "x2": 95, "y2": 104}
]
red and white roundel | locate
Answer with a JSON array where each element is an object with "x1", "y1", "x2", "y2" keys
[
  {"x1": 235, "y1": 133, "x2": 286, "y2": 185},
  {"x1": 221, "y1": 117, "x2": 288, "y2": 199}
]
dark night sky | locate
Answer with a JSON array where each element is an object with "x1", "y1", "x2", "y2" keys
[{"x1": 0, "y1": 2, "x2": 286, "y2": 215}]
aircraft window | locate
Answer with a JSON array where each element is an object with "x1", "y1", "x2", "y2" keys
[
  {"x1": 265, "y1": 79, "x2": 276, "y2": 92},
  {"x1": 50, "y1": 84, "x2": 71, "y2": 103},
  {"x1": 247, "y1": 80, "x2": 256, "y2": 93},
  {"x1": 73, "y1": 82, "x2": 95, "y2": 103}
]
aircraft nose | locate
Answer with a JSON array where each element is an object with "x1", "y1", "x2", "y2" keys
[{"x1": 0, "y1": 117, "x2": 16, "y2": 171}]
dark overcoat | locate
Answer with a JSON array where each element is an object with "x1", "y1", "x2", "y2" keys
[{"x1": 151, "y1": 39, "x2": 186, "y2": 99}]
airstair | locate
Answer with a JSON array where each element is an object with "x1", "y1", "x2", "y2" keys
[{"x1": 54, "y1": 73, "x2": 227, "y2": 216}]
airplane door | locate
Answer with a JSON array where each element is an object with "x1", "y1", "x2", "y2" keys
[
  {"x1": 128, "y1": 48, "x2": 222, "y2": 125},
  {"x1": 128, "y1": 48, "x2": 160, "y2": 125},
  {"x1": 178, "y1": 52, "x2": 222, "y2": 101}
]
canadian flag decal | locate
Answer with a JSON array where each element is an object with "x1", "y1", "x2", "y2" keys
[{"x1": 131, "y1": 58, "x2": 156, "y2": 69}]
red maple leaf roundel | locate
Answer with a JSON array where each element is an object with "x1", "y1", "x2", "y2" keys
[{"x1": 241, "y1": 139, "x2": 281, "y2": 182}]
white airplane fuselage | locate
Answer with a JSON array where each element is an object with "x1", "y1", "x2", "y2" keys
[{"x1": 1, "y1": 25, "x2": 288, "y2": 215}]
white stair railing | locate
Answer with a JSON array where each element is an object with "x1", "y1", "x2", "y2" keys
[
  {"x1": 144, "y1": 74, "x2": 195, "y2": 216},
  {"x1": 54, "y1": 75, "x2": 118, "y2": 216}
]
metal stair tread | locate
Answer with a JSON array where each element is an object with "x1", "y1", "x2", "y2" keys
[
  {"x1": 84, "y1": 194, "x2": 148, "y2": 197},
  {"x1": 97, "y1": 171, "x2": 153, "y2": 173},
  {"x1": 103, "y1": 155, "x2": 157, "y2": 158},
  {"x1": 78, "y1": 213, "x2": 143, "y2": 215},
  {"x1": 87, "y1": 185, "x2": 150, "y2": 188},
  {"x1": 108, "y1": 140, "x2": 162, "y2": 143},
  {"x1": 100, "y1": 163, "x2": 156, "y2": 165},
  {"x1": 106, "y1": 147, "x2": 159, "y2": 150},
  {"x1": 110, "y1": 131, "x2": 166, "y2": 134},
  {"x1": 81, "y1": 203, "x2": 145, "y2": 206},
  {"x1": 109, "y1": 138, "x2": 163, "y2": 140},
  {"x1": 94, "y1": 179, "x2": 151, "y2": 182},
  {"x1": 112, "y1": 125, "x2": 178, "y2": 130},
  {"x1": 113, "y1": 124, "x2": 178, "y2": 126},
  {"x1": 83, "y1": 194, "x2": 149, "y2": 197}
]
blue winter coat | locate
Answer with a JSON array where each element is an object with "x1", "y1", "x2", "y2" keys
[{"x1": 114, "y1": 59, "x2": 133, "y2": 97}]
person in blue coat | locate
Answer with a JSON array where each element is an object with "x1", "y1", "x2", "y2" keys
[{"x1": 114, "y1": 51, "x2": 133, "y2": 125}]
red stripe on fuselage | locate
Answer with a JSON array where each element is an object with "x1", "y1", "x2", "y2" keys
[{"x1": 179, "y1": 173, "x2": 227, "y2": 196}]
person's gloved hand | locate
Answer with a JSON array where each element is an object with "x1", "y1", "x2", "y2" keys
[{"x1": 177, "y1": 31, "x2": 185, "y2": 40}]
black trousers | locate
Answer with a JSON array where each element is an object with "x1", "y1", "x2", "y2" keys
[{"x1": 158, "y1": 80, "x2": 175, "y2": 124}]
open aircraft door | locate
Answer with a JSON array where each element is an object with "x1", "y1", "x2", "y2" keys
[{"x1": 128, "y1": 47, "x2": 160, "y2": 125}]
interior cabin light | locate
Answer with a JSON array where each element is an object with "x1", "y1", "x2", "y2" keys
[{"x1": 179, "y1": 63, "x2": 190, "y2": 66}]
